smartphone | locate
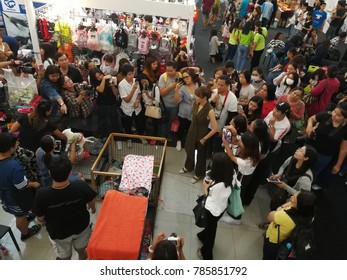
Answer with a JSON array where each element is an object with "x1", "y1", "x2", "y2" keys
[
  {"x1": 266, "y1": 178, "x2": 282, "y2": 184},
  {"x1": 54, "y1": 140, "x2": 61, "y2": 153},
  {"x1": 38, "y1": 64, "x2": 44, "y2": 71}
]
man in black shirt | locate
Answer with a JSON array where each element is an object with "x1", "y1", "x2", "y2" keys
[
  {"x1": 33, "y1": 156, "x2": 97, "y2": 260},
  {"x1": 55, "y1": 52, "x2": 83, "y2": 83}
]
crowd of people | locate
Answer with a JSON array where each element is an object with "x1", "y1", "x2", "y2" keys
[{"x1": 0, "y1": 0, "x2": 347, "y2": 261}]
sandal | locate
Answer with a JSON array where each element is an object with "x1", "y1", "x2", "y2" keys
[
  {"x1": 26, "y1": 213, "x2": 36, "y2": 222},
  {"x1": 179, "y1": 167, "x2": 188, "y2": 174},
  {"x1": 21, "y1": 224, "x2": 41, "y2": 241},
  {"x1": 258, "y1": 222, "x2": 270, "y2": 230},
  {"x1": 191, "y1": 175, "x2": 200, "y2": 184}
]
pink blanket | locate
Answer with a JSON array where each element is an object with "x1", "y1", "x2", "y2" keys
[{"x1": 119, "y1": 154, "x2": 154, "y2": 194}]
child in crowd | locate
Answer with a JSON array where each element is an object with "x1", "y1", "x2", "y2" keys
[{"x1": 100, "y1": 54, "x2": 114, "y2": 75}]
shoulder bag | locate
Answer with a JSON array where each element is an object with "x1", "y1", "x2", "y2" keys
[
  {"x1": 226, "y1": 172, "x2": 245, "y2": 217},
  {"x1": 302, "y1": 79, "x2": 328, "y2": 106},
  {"x1": 193, "y1": 194, "x2": 209, "y2": 228}
]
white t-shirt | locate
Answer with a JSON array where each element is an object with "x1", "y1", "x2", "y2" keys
[
  {"x1": 264, "y1": 111, "x2": 291, "y2": 151},
  {"x1": 238, "y1": 84, "x2": 255, "y2": 103},
  {"x1": 119, "y1": 78, "x2": 141, "y2": 116},
  {"x1": 205, "y1": 182, "x2": 231, "y2": 217},
  {"x1": 236, "y1": 157, "x2": 257, "y2": 176},
  {"x1": 209, "y1": 89, "x2": 238, "y2": 131},
  {"x1": 142, "y1": 85, "x2": 160, "y2": 106}
]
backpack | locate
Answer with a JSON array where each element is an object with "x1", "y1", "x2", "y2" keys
[
  {"x1": 149, "y1": 32, "x2": 161, "y2": 55},
  {"x1": 114, "y1": 28, "x2": 128, "y2": 49},
  {"x1": 159, "y1": 36, "x2": 171, "y2": 54},
  {"x1": 128, "y1": 32, "x2": 138, "y2": 51},
  {"x1": 277, "y1": 210, "x2": 316, "y2": 260},
  {"x1": 138, "y1": 35, "x2": 150, "y2": 55}
]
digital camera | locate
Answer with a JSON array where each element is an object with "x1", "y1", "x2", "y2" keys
[
  {"x1": 19, "y1": 62, "x2": 36, "y2": 75},
  {"x1": 167, "y1": 233, "x2": 179, "y2": 245},
  {"x1": 74, "y1": 83, "x2": 93, "y2": 93}
]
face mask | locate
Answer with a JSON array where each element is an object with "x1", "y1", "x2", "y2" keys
[
  {"x1": 286, "y1": 78, "x2": 294, "y2": 85},
  {"x1": 310, "y1": 79, "x2": 318, "y2": 86},
  {"x1": 251, "y1": 75, "x2": 259, "y2": 82}
]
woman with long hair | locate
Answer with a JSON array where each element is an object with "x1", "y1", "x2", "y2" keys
[
  {"x1": 224, "y1": 18, "x2": 242, "y2": 62},
  {"x1": 257, "y1": 83, "x2": 277, "y2": 119},
  {"x1": 196, "y1": 152, "x2": 233, "y2": 260},
  {"x1": 142, "y1": 56, "x2": 159, "y2": 83},
  {"x1": 174, "y1": 68, "x2": 201, "y2": 151},
  {"x1": 235, "y1": 70, "x2": 255, "y2": 107},
  {"x1": 243, "y1": 119, "x2": 271, "y2": 206},
  {"x1": 235, "y1": 21, "x2": 254, "y2": 72},
  {"x1": 10, "y1": 100, "x2": 66, "y2": 152},
  {"x1": 39, "y1": 65, "x2": 66, "y2": 118},
  {"x1": 265, "y1": 145, "x2": 317, "y2": 211},
  {"x1": 273, "y1": 62, "x2": 300, "y2": 98},
  {"x1": 240, "y1": 95, "x2": 263, "y2": 125},
  {"x1": 250, "y1": 21, "x2": 266, "y2": 70},
  {"x1": 89, "y1": 68, "x2": 122, "y2": 139},
  {"x1": 222, "y1": 132, "x2": 260, "y2": 224},
  {"x1": 179, "y1": 85, "x2": 218, "y2": 184},
  {"x1": 251, "y1": 67, "x2": 266, "y2": 93}
]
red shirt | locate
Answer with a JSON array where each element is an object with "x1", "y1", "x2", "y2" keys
[{"x1": 261, "y1": 100, "x2": 277, "y2": 119}]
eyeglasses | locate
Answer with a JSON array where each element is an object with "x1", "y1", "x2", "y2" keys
[{"x1": 183, "y1": 76, "x2": 190, "y2": 79}]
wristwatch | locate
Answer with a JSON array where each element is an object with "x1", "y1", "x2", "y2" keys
[{"x1": 60, "y1": 102, "x2": 65, "y2": 106}]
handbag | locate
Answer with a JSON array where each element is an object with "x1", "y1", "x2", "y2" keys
[
  {"x1": 193, "y1": 194, "x2": 209, "y2": 228},
  {"x1": 302, "y1": 79, "x2": 328, "y2": 106},
  {"x1": 226, "y1": 172, "x2": 245, "y2": 217},
  {"x1": 145, "y1": 105, "x2": 161, "y2": 119},
  {"x1": 292, "y1": 101, "x2": 305, "y2": 130}
]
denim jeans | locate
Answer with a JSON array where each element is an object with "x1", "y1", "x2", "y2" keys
[
  {"x1": 312, "y1": 153, "x2": 333, "y2": 186},
  {"x1": 224, "y1": 43, "x2": 238, "y2": 62},
  {"x1": 235, "y1": 44, "x2": 249, "y2": 72},
  {"x1": 159, "y1": 106, "x2": 178, "y2": 138}
]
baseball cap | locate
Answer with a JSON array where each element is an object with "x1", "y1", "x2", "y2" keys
[{"x1": 276, "y1": 102, "x2": 290, "y2": 114}]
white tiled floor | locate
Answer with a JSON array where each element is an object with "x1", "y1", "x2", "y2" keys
[{"x1": 0, "y1": 147, "x2": 270, "y2": 260}]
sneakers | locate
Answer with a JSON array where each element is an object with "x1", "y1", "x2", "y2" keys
[
  {"x1": 21, "y1": 224, "x2": 41, "y2": 241},
  {"x1": 191, "y1": 175, "x2": 200, "y2": 184},
  {"x1": 176, "y1": 140, "x2": 182, "y2": 151},
  {"x1": 219, "y1": 213, "x2": 241, "y2": 225},
  {"x1": 150, "y1": 140, "x2": 156, "y2": 145},
  {"x1": 312, "y1": 184, "x2": 323, "y2": 191},
  {"x1": 117, "y1": 141, "x2": 122, "y2": 151},
  {"x1": 126, "y1": 140, "x2": 133, "y2": 149},
  {"x1": 131, "y1": 126, "x2": 136, "y2": 132},
  {"x1": 141, "y1": 138, "x2": 148, "y2": 145}
]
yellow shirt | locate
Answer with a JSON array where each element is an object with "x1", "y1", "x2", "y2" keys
[
  {"x1": 266, "y1": 208, "x2": 296, "y2": 244},
  {"x1": 228, "y1": 29, "x2": 240, "y2": 45}
]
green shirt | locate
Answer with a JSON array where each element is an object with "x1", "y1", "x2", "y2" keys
[
  {"x1": 228, "y1": 29, "x2": 240, "y2": 45},
  {"x1": 239, "y1": 31, "x2": 254, "y2": 47},
  {"x1": 254, "y1": 33, "x2": 265, "y2": 51}
]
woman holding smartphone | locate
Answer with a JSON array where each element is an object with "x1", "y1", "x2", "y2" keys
[{"x1": 197, "y1": 152, "x2": 233, "y2": 260}]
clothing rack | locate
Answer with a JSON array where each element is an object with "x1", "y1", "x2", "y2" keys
[{"x1": 22, "y1": 0, "x2": 195, "y2": 64}]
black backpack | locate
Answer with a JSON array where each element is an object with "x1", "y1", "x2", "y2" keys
[{"x1": 277, "y1": 210, "x2": 316, "y2": 260}]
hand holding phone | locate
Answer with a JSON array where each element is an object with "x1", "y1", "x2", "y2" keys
[{"x1": 266, "y1": 178, "x2": 282, "y2": 184}]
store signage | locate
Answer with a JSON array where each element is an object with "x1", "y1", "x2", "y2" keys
[{"x1": 1, "y1": 0, "x2": 20, "y2": 13}]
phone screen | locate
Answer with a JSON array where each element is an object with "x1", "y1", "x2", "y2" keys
[{"x1": 54, "y1": 140, "x2": 61, "y2": 153}]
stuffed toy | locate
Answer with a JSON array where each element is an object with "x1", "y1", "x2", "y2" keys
[{"x1": 62, "y1": 128, "x2": 93, "y2": 159}]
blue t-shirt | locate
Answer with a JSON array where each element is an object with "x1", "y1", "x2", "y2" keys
[
  {"x1": 0, "y1": 158, "x2": 30, "y2": 209},
  {"x1": 312, "y1": 10, "x2": 327, "y2": 29},
  {"x1": 239, "y1": 0, "x2": 250, "y2": 18}
]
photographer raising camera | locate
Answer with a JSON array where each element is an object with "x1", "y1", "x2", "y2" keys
[
  {"x1": 61, "y1": 76, "x2": 93, "y2": 119},
  {"x1": 147, "y1": 232, "x2": 185, "y2": 260}
]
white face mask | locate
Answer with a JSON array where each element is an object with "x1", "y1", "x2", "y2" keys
[
  {"x1": 310, "y1": 79, "x2": 318, "y2": 86},
  {"x1": 286, "y1": 78, "x2": 294, "y2": 85},
  {"x1": 251, "y1": 75, "x2": 260, "y2": 82}
]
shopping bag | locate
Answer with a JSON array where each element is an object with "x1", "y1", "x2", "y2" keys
[
  {"x1": 193, "y1": 195, "x2": 208, "y2": 228},
  {"x1": 226, "y1": 175, "x2": 244, "y2": 217},
  {"x1": 145, "y1": 105, "x2": 162, "y2": 119},
  {"x1": 170, "y1": 119, "x2": 180, "y2": 132}
]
